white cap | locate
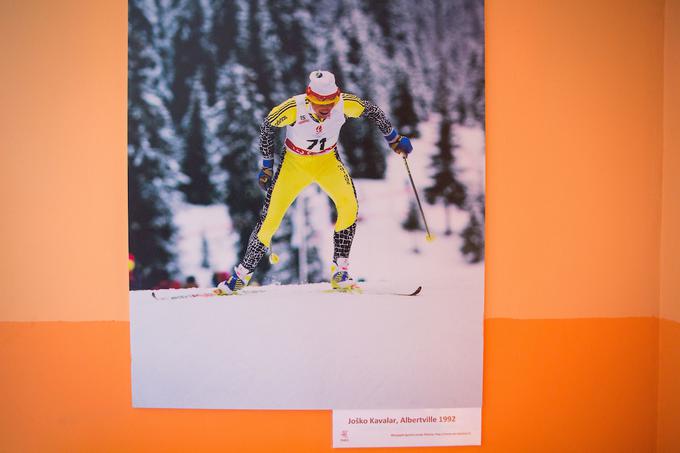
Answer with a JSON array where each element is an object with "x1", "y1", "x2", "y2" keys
[{"x1": 307, "y1": 70, "x2": 339, "y2": 97}]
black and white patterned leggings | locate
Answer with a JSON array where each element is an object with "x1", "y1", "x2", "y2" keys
[{"x1": 240, "y1": 150, "x2": 358, "y2": 272}]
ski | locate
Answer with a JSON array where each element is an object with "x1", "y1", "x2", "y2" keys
[
  {"x1": 403, "y1": 286, "x2": 422, "y2": 296},
  {"x1": 151, "y1": 284, "x2": 423, "y2": 301},
  {"x1": 324, "y1": 285, "x2": 422, "y2": 297},
  {"x1": 151, "y1": 289, "x2": 226, "y2": 301}
]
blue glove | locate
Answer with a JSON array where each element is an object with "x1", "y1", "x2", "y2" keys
[
  {"x1": 385, "y1": 129, "x2": 413, "y2": 156},
  {"x1": 258, "y1": 159, "x2": 274, "y2": 191}
]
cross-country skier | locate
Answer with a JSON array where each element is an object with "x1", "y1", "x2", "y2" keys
[{"x1": 217, "y1": 70, "x2": 413, "y2": 294}]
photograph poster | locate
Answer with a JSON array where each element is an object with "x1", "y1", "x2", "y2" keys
[{"x1": 128, "y1": 0, "x2": 485, "y2": 448}]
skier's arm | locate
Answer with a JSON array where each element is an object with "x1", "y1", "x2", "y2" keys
[
  {"x1": 342, "y1": 93, "x2": 413, "y2": 156},
  {"x1": 258, "y1": 98, "x2": 297, "y2": 190}
]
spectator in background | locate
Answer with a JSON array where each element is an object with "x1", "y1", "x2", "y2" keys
[
  {"x1": 129, "y1": 253, "x2": 138, "y2": 289},
  {"x1": 154, "y1": 279, "x2": 181, "y2": 290},
  {"x1": 185, "y1": 276, "x2": 198, "y2": 288}
]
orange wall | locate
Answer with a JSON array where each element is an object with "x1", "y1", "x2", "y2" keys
[
  {"x1": 0, "y1": 0, "x2": 676, "y2": 452},
  {"x1": 657, "y1": 1, "x2": 680, "y2": 451},
  {"x1": 657, "y1": 320, "x2": 680, "y2": 453},
  {"x1": 0, "y1": 319, "x2": 660, "y2": 452},
  {"x1": 0, "y1": 0, "x2": 128, "y2": 322},
  {"x1": 0, "y1": 0, "x2": 667, "y2": 322},
  {"x1": 487, "y1": 0, "x2": 664, "y2": 319},
  {"x1": 661, "y1": 0, "x2": 680, "y2": 324}
]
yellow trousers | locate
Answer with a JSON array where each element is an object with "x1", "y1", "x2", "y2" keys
[{"x1": 256, "y1": 150, "x2": 358, "y2": 247}]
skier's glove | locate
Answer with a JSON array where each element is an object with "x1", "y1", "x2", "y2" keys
[
  {"x1": 385, "y1": 129, "x2": 413, "y2": 157},
  {"x1": 258, "y1": 159, "x2": 274, "y2": 191}
]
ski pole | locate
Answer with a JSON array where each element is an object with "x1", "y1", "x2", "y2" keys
[
  {"x1": 402, "y1": 155, "x2": 435, "y2": 242},
  {"x1": 269, "y1": 247, "x2": 279, "y2": 264}
]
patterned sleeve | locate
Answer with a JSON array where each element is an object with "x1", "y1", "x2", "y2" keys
[
  {"x1": 260, "y1": 97, "x2": 297, "y2": 160},
  {"x1": 342, "y1": 93, "x2": 393, "y2": 135},
  {"x1": 259, "y1": 119, "x2": 277, "y2": 160}
]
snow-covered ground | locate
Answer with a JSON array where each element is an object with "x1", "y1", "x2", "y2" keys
[
  {"x1": 130, "y1": 117, "x2": 485, "y2": 410},
  {"x1": 130, "y1": 279, "x2": 483, "y2": 410}
]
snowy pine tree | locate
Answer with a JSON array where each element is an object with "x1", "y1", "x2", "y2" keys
[
  {"x1": 390, "y1": 72, "x2": 420, "y2": 138},
  {"x1": 205, "y1": 0, "x2": 240, "y2": 105},
  {"x1": 267, "y1": 0, "x2": 318, "y2": 90},
  {"x1": 236, "y1": 0, "x2": 284, "y2": 105},
  {"x1": 424, "y1": 115, "x2": 467, "y2": 236},
  {"x1": 209, "y1": 0, "x2": 239, "y2": 66},
  {"x1": 128, "y1": 0, "x2": 181, "y2": 288},
  {"x1": 402, "y1": 197, "x2": 425, "y2": 254},
  {"x1": 180, "y1": 77, "x2": 218, "y2": 205},
  {"x1": 363, "y1": 0, "x2": 430, "y2": 121},
  {"x1": 201, "y1": 233, "x2": 211, "y2": 268},
  {"x1": 402, "y1": 200, "x2": 424, "y2": 232},
  {"x1": 456, "y1": 0, "x2": 485, "y2": 128},
  {"x1": 169, "y1": 0, "x2": 210, "y2": 127},
  {"x1": 460, "y1": 210, "x2": 484, "y2": 263}
]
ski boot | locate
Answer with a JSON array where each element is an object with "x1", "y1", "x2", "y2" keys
[
  {"x1": 216, "y1": 264, "x2": 252, "y2": 295},
  {"x1": 331, "y1": 258, "x2": 357, "y2": 291}
]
